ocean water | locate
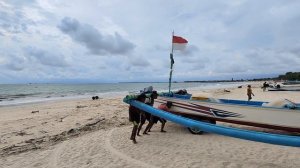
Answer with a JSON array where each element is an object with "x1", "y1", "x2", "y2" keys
[{"x1": 0, "y1": 82, "x2": 245, "y2": 106}]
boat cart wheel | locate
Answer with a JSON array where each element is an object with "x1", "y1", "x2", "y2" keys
[
  {"x1": 188, "y1": 127, "x2": 204, "y2": 134},
  {"x1": 187, "y1": 119, "x2": 216, "y2": 134}
]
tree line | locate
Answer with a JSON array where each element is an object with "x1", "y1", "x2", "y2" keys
[{"x1": 278, "y1": 72, "x2": 300, "y2": 81}]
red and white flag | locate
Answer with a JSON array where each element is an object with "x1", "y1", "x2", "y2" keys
[{"x1": 172, "y1": 35, "x2": 188, "y2": 50}]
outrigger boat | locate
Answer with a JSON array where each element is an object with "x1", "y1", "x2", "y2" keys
[
  {"x1": 268, "y1": 87, "x2": 300, "y2": 91},
  {"x1": 123, "y1": 34, "x2": 300, "y2": 147},
  {"x1": 268, "y1": 82, "x2": 300, "y2": 91},
  {"x1": 157, "y1": 93, "x2": 300, "y2": 133},
  {"x1": 163, "y1": 92, "x2": 300, "y2": 109},
  {"x1": 124, "y1": 93, "x2": 300, "y2": 147}
]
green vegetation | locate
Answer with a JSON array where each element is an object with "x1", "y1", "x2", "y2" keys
[{"x1": 278, "y1": 72, "x2": 300, "y2": 81}]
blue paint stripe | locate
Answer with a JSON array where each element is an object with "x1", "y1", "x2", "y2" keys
[{"x1": 129, "y1": 100, "x2": 300, "y2": 147}]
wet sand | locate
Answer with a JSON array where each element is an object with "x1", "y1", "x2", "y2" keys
[{"x1": 1, "y1": 83, "x2": 300, "y2": 168}]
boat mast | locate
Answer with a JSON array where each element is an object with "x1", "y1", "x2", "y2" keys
[{"x1": 168, "y1": 31, "x2": 175, "y2": 94}]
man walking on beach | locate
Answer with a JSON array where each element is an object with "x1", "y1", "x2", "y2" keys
[
  {"x1": 247, "y1": 85, "x2": 255, "y2": 101},
  {"x1": 262, "y1": 82, "x2": 268, "y2": 92}
]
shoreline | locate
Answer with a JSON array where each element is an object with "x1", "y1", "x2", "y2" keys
[
  {"x1": 1, "y1": 84, "x2": 300, "y2": 167},
  {"x1": 0, "y1": 93, "x2": 127, "y2": 108},
  {"x1": 0, "y1": 82, "x2": 248, "y2": 107}
]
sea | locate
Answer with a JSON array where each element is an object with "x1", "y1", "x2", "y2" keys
[{"x1": 0, "y1": 82, "x2": 245, "y2": 106}]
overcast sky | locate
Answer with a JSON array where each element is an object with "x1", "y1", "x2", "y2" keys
[{"x1": 1, "y1": 0, "x2": 300, "y2": 84}]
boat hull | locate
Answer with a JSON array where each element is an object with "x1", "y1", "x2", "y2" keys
[
  {"x1": 268, "y1": 87, "x2": 300, "y2": 91},
  {"x1": 155, "y1": 96, "x2": 300, "y2": 133},
  {"x1": 129, "y1": 100, "x2": 300, "y2": 147}
]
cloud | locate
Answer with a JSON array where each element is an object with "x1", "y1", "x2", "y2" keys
[
  {"x1": 25, "y1": 47, "x2": 69, "y2": 67},
  {"x1": 128, "y1": 56, "x2": 150, "y2": 67},
  {"x1": 57, "y1": 17, "x2": 135, "y2": 56},
  {"x1": 288, "y1": 45, "x2": 300, "y2": 56},
  {"x1": 0, "y1": 11, "x2": 28, "y2": 34},
  {"x1": 180, "y1": 45, "x2": 199, "y2": 56},
  {"x1": 245, "y1": 48, "x2": 300, "y2": 71},
  {"x1": 0, "y1": 1, "x2": 37, "y2": 35},
  {"x1": 5, "y1": 0, "x2": 37, "y2": 8},
  {"x1": 5, "y1": 54, "x2": 26, "y2": 71},
  {"x1": 1, "y1": 1, "x2": 300, "y2": 83},
  {"x1": 1, "y1": 46, "x2": 69, "y2": 74}
]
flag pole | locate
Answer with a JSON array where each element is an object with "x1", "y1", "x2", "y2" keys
[{"x1": 168, "y1": 31, "x2": 174, "y2": 94}]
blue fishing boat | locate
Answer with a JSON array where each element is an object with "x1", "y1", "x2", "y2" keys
[
  {"x1": 157, "y1": 94, "x2": 300, "y2": 133},
  {"x1": 190, "y1": 96, "x2": 300, "y2": 109},
  {"x1": 123, "y1": 33, "x2": 300, "y2": 147},
  {"x1": 123, "y1": 94, "x2": 300, "y2": 147}
]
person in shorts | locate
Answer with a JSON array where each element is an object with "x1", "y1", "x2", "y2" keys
[
  {"x1": 128, "y1": 93, "x2": 146, "y2": 144},
  {"x1": 143, "y1": 101, "x2": 172, "y2": 134},
  {"x1": 247, "y1": 85, "x2": 255, "y2": 101},
  {"x1": 137, "y1": 91, "x2": 158, "y2": 136}
]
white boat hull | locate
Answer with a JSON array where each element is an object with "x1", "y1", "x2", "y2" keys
[{"x1": 155, "y1": 96, "x2": 300, "y2": 133}]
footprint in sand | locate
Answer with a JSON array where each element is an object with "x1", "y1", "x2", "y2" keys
[
  {"x1": 48, "y1": 127, "x2": 156, "y2": 168},
  {"x1": 105, "y1": 128, "x2": 157, "y2": 168},
  {"x1": 50, "y1": 142, "x2": 65, "y2": 168}
]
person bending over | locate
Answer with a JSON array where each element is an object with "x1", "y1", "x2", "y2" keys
[
  {"x1": 128, "y1": 93, "x2": 146, "y2": 144},
  {"x1": 137, "y1": 91, "x2": 158, "y2": 136},
  {"x1": 144, "y1": 101, "x2": 172, "y2": 134}
]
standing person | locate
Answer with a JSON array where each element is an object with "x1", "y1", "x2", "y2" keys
[
  {"x1": 262, "y1": 82, "x2": 267, "y2": 92},
  {"x1": 143, "y1": 101, "x2": 172, "y2": 134},
  {"x1": 247, "y1": 85, "x2": 255, "y2": 101},
  {"x1": 137, "y1": 91, "x2": 158, "y2": 136},
  {"x1": 128, "y1": 93, "x2": 146, "y2": 144}
]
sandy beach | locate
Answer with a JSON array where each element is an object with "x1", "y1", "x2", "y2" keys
[{"x1": 1, "y1": 83, "x2": 300, "y2": 168}]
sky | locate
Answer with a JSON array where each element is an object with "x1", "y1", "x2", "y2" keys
[{"x1": 0, "y1": 0, "x2": 300, "y2": 84}]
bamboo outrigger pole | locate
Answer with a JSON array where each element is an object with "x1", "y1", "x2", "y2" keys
[{"x1": 168, "y1": 31, "x2": 175, "y2": 94}]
